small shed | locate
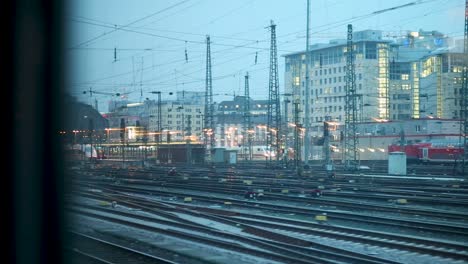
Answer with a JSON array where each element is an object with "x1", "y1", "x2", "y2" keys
[
  {"x1": 388, "y1": 151, "x2": 406, "y2": 175},
  {"x1": 213, "y1": 148, "x2": 237, "y2": 164}
]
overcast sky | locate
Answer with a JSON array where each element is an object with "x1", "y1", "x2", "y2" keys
[{"x1": 67, "y1": 0, "x2": 465, "y2": 112}]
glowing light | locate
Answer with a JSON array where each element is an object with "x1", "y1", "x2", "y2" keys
[{"x1": 371, "y1": 117, "x2": 389, "y2": 122}]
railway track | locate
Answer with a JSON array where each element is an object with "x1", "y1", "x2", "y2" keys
[
  {"x1": 130, "y1": 179, "x2": 468, "y2": 215},
  {"x1": 69, "y1": 188, "x2": 468, "y2": 263},
  {"x1": 76, "y1": 174, "x2": 468, "y2": 223},
  {"x1": 73, "y1": 179, "x2": 468, "y2": 237},
  {"x1": 71, "y1": 168, "x2": 468, "y2": 213},
  {"x1": 67, "y1": 166, "x2": 468, "y2": 263},
  {"x1": 68, "y1": 202, "x2": 386, "y2": 264},
  {"x1": 66, "y1": 231, "x2": 178, "y2": 264}
]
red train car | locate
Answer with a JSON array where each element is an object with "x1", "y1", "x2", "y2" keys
[
  {"x1": 388, "y1": 142, "x2": 431, "y2": 162},
  {"x1": 389, "y1": 140, "x2": 464, "y2": 164},
  {"x1": 418, "y1": 143, "x2": 464, "y2": 163}
]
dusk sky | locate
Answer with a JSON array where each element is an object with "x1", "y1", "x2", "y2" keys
[{"x1": 67, "y1": 0, "x2": 465, "y2": 112}]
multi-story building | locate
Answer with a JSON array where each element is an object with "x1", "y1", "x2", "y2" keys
[
  {"x1": 148, "y1": 101, "x2": 204, "y2": 143},
  {"x1": 215, "y1": 96, "x2": 269, "y2": 148},
  {"x1": 284, "y1": 29, "x2": 462, "y2": 161},
  {"x1": 104, "y1": 91, "x2": 205, "y2": 143},
  {"x1": 388, "y1": 30, "x2": 454, "y2": 120},
  {"x1": 419, "y1": 52, "x2": 464, "y2": 119},
  {"x1": 104, "y1": 101, "x2": 150, "y2": 143},
  {"x1": 284, "y1": 30, "x2": 391, "y2": 138}
]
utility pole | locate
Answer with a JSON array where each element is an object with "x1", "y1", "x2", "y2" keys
[
  {"x1": 151, "y1": 91, "x2": 162, "y2": 163},
  {"x1": 267, "y1": 20, "x2": 282, "y2": 166},
  {"x1": 304, "y1": 0, "x2": 311, "y2": 165},
  {"x1": 205, "y1": 35, "x2": 214, "y2": 163},
  {"x1": 167, "y1": 130, "x2": 172, "y2": 164},
  {"x1": 283, "y1": 93, "x2": 292, "y2": 166},
  {"x1": 243, "y1": 72, "x2": 253, "y2": 161},
  {"x1": 88, "y1": 118, "x2": 94, "y2": 162},
  {"x1": 293, "y1": 99, "x2": 302, "y2": 175},
  {"x1": 186, "y1": 115, "x2": 192, "y2": 165},
  {"x1": 120, "y1": 118, "x2": 126, "y2": 168},
  {"x1": 143, "y1": 125, "x2": 148, "y2": 167},
  {"x1": 323, "y1": 118, "x2": 334, "y2": 174},
  {"x1": 344, "y1": 24, "x2": 359, "y2": 170},
  {"x1": 461, "y1": 0, "x2": 468, "y2": 175}
]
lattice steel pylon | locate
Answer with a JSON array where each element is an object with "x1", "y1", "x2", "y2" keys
[
  {"x1": 204, "y1": 35, "x2": 214, "y2": 162},
  {"x1": 267, "y1": 20, "x2": 282, "y2": 165},
  {"x1": 243, "y1": 72, "x2": 253, "y2": 161},
  {"x1": 461, "y1": 0, "x2": 468, "y2": 175},
  {"x1": 344, "y1": 24, "x2": 359, "y2": 170}
]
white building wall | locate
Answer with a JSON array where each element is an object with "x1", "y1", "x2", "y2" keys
[{"x1": 148, "y1": 102, "x2": 204, "y2": 142}]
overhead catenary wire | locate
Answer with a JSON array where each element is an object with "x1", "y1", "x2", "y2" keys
[
  {"x1": 70, "y1": 0, "x2": 450, "y2": 86},
  {"x1": 71, "y1": 0, "x2": 455, "y2": 105},
  {"x1": 71, "y1": 0, "x2": 192, "y2": 48}
]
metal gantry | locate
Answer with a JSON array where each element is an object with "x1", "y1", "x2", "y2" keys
[
  {"x1": 243, "y1": 72, "x2": 253, "y2": 161},
  {"x1": 267, "y1": 20, "x2": 282, "y2": 165},
  {"x1": 204, "y1": 35, "x2": 214, "y2": 162},
  {"x1": 344, "y1": 24, "x2": 359, "y2": 170}
]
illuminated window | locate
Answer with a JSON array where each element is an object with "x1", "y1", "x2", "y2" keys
[
  {"x1": 401, "y1": 74, "x2": 409, "y2": 80},
  {"x1": 421, "y1": 57, "x2": 434, "y2": 78},
  {"x1": 293, "y1": 76, "x2": 300, "y2": 86}
]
